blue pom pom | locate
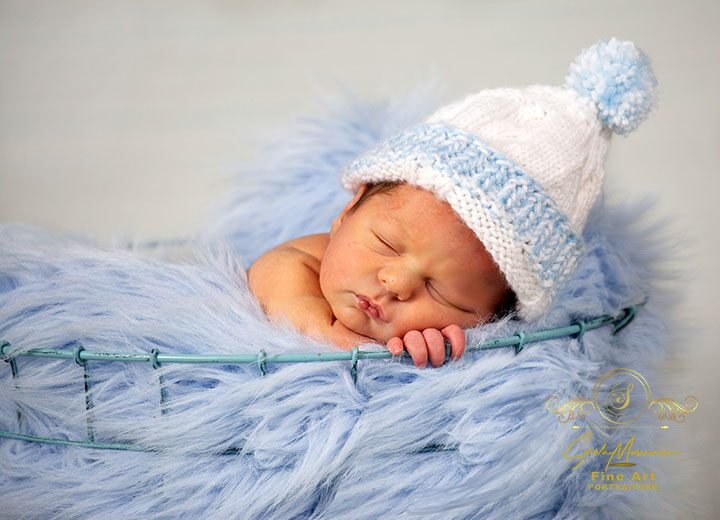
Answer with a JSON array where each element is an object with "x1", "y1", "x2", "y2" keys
[{"x1": 565, "y1": 38, "x2": 658, "y2": 135}]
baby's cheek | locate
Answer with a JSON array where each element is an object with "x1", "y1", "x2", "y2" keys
[
  {"x1": 322, "y1": 243, "x2": 359, "y2": 282},
  {"x1": 318, "y1": 254, "x2": 344, "y2": 296}
]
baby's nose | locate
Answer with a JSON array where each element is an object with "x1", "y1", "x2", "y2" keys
[{"x1": 378, "y1": 263, "x2": 422, "y2": 301}]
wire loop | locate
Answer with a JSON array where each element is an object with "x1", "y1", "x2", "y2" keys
[
  {"x1": 513, "y1": 331, "x2": 527, "y2": 355},
  {"x1": 350, "y1": 346, "x2": 359, "y2": 384},
  {"x1": 612, "y1": 306, "x2": 637, "y2": 334},
  {"x1": 573, "y1": 319, "x2": 587, "y2": 340},
  {"x1": 73, "y1": 345, "x2": 86, "y2": 367},
  {"x1": 444, "y1": 339, "x2": 452, "y2": 363},
  {"x1": 257, "y1": 350, "x2": 267, "y2": 377},
  {"x1": 149, "y1": 348, "x2": 161, "y2": 369}
]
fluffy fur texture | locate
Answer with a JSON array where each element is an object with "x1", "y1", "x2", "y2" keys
[{"x1": 1, "y1": 87, "x2": 688, "y2": 519}]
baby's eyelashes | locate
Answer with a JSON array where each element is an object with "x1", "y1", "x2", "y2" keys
[
  {"x1": 426, "y1": 281, "x2": 470, "y2": 313},
  {"x1": 372, "y1": 232, "x2": 398, "y2": 255}
]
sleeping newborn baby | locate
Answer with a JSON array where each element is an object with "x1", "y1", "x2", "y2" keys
[
  {"x1": 247, "y1": 181, "x2": 516, "y2": 368},
  {"x1": 247, "y1": 38, "x2": 657, "y2": 368}
]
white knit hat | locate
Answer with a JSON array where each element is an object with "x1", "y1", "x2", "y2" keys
[{"x1": 341, "y1": 38, "x2": 658, "y2": 321}]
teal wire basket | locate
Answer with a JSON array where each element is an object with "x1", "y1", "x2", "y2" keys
[{"x1": 0, "y1": 303, "x2": 641, "y2": 455}]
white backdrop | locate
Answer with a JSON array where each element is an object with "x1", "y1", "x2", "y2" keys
[{"x1": 1, "y1": 1, "x2": 717, "y2": 517}]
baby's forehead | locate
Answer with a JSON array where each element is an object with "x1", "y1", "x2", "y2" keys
[
  {"x1": 377, "y1": 189, "x2": 484, "y2": 245},
  {"x1": 369, "y1": 184, "x2": 455, "y2": 220},
  {"x1": 376, "y1": 211, "x2": 491, "y2": 271}
]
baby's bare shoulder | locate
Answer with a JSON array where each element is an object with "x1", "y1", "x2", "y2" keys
[
  {"x1": 280, "y1": 233, "x2": 329, "y2": 265},
  {"x1": 247, "y1": 234, "x2": 329, "y2": 319}
]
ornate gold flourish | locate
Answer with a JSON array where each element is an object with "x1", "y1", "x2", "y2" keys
[
  {"x1": 545, "y1": 396, "x2": 596, "y2": 423},
  {"x1": 648, "y1": 396, "x2": 699, "y2": 422},
  {"x1": 546, "y1": 368, "x2": 699, "y2": 426}
]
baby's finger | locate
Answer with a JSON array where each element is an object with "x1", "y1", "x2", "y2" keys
[
  {"x1": 422, "y1": 328, "x2": 446, "y2": 368},
  {"x1": 387, "y1": 337, "x2": 404, "y2": 356},
  {"x1": 441, "y1": 325, "x2": 466, "y2": 360},
  {"x1": 403, "y1": 330, "x2": 428, "y2": 369}
]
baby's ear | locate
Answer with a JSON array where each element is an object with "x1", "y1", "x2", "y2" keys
[{"x1": 331, "y1": 184, "x2": 369, "y2": 234}]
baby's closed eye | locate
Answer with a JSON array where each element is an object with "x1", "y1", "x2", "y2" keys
[
  {"x1": 371, "y1": 232, "x2": 398, "y2": 255},
  {"x1": 426, "y1": 280, "x2": 472, "y2": 313}
]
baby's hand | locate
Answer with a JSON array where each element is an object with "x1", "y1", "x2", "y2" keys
[{"x1": 386, "y1": 325, "x2": 466, "y2": 369}]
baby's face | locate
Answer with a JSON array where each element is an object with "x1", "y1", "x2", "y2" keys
[{"x1": 319, "y1": 184, "x2": 511, "y2": 343}]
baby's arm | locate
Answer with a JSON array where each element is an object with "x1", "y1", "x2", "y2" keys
[{"x1": 247, "y1": 243, "x2": 376, "y2": 348}]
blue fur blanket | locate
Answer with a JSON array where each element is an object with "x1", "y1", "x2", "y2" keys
[{"x1": 1, "y1": 88, "x2": 685, "y2": 519}]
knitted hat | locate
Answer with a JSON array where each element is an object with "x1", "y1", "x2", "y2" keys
[{"x1": 341, "y1": 38, "x2": 658, "y2": 321}]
